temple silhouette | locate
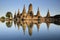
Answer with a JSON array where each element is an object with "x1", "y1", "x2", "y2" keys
[
  {"x1": 14, "y1": 3, "x2": 60, "y2": 23},
  {"x1": 14, "y1": 3, "x2": 42, "y2": 21},
  {"x1": 0, "y1": 3, "x2": 60, "y2": 36}
]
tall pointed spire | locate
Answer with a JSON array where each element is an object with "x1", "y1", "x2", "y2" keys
[
  {"x1": 29, "y1": 3, "x2": 32, "y2": 11},
  {"x1": 18, "y1": 9, "x2": 20, "y2": 14},
  {"x1": 17, "y1": 9, "x2": 20, "y2": 18},
  {"x1": 23, "y1": 5, "x2": 26, "y2": 13},
  {"x1": 14, "y1": 11, "x2": 16, "y2": 19},
  {"x1": 46, "y1": 9, "x2": 50, "y2": 17},
  {"x1": 22, "y1": 5, "x2": 26, "y2": 17},
  {"x1": 37, "y1": 7, "x2": 40, "y2": 17},
  {"x1": 27, "y1": 3, "x2": 33, "y2": 15},
  {"x1": 27, "y1": 3, "x2": 33, "y2": 18},
  {"x1": 22, "y1": 5, "x2": 26, "y2": 14},
  {"x1": 17, "y1": 9, "x2": 20, "y2": 15}
]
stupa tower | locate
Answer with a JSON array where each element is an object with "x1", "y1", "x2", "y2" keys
[
  {"x1": 46, "y1": 10, "x2": 50, "y2": 17},
  {"x1": 14, "y1": 11, "x2": 16, "y2": 19},
  {"x1": 29, "y1": 3, "x2": 32, "y2": 12},
  {"x1": 28, "y1": 3, "x2": 33, "y2": 15},
  {"x1": 17, "y1": 9, "x2": 20, "y2": 18},
  {"x1": 27, "y1": 3, "x2": 34, "y2": 18},
  {"x1": 22, "y1": 5, "x2": 26, "y2": 17},
  {"x1": 36, "y1": 8, "x2": 41, "y2": 17}
]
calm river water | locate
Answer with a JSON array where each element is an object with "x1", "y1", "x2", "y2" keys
[{"x1": 0, "y1": 21, "x2": 60, "y2": 40}]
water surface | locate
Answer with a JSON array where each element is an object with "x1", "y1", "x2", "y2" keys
[{"x1": 0, "y1": 21, "x2": 60, "y2": 40}]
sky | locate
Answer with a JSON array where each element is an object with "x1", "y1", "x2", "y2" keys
[{"x1": 0, "y1": 0, "x2": 60, "y2": 17}]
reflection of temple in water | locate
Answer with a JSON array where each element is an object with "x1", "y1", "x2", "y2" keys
[
  {"x1": 13, "y1": 19, "x2": 41, "y2": 36},
  {"x1": 4, "y1": 18, "x2": 60, "y2": 36}
]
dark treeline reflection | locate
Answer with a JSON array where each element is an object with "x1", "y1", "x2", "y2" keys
[
  {"x1": 6, "y1": 21, "x2": 12, "y2": 28},
  {"x1": 0, "y1": 19, "x2": 60, "y2": 36}
]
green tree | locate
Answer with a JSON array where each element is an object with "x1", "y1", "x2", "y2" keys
[
  {"x1": 0, "y1": 16, "x2": 5, "y2": 23},
  {"x1": 6, "y1": 12, "x2": 12, "y2": 18},
  {"x1": 1, "y1": 16, "x2": 5, "y2": 19}
]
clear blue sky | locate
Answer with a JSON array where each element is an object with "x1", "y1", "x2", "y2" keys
[{"x1": 0, "y1": 0, "x2": 60, "y2": 17}]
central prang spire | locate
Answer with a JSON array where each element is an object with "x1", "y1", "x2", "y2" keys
[{"x1": 29, "y1": 3, "x2": 32, "y2": 12}]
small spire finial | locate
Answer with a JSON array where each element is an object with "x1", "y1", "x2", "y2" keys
[
  {"x1": 23, "y1": 4, "x2": 25, "y2": 11},
  {"x1": 48, "y1": 9, "x2": 49, "y2": 12},
  {"x1": 15, "y1": 11, "x2": 16, "y2": 15},
  {"x1": 38, "y1": 7, "x2": 39, "y2": 11}
]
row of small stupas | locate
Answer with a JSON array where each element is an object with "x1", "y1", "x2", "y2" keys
[{"x1": 14, "y1": 3, "x2": 50, "y2": 20}]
